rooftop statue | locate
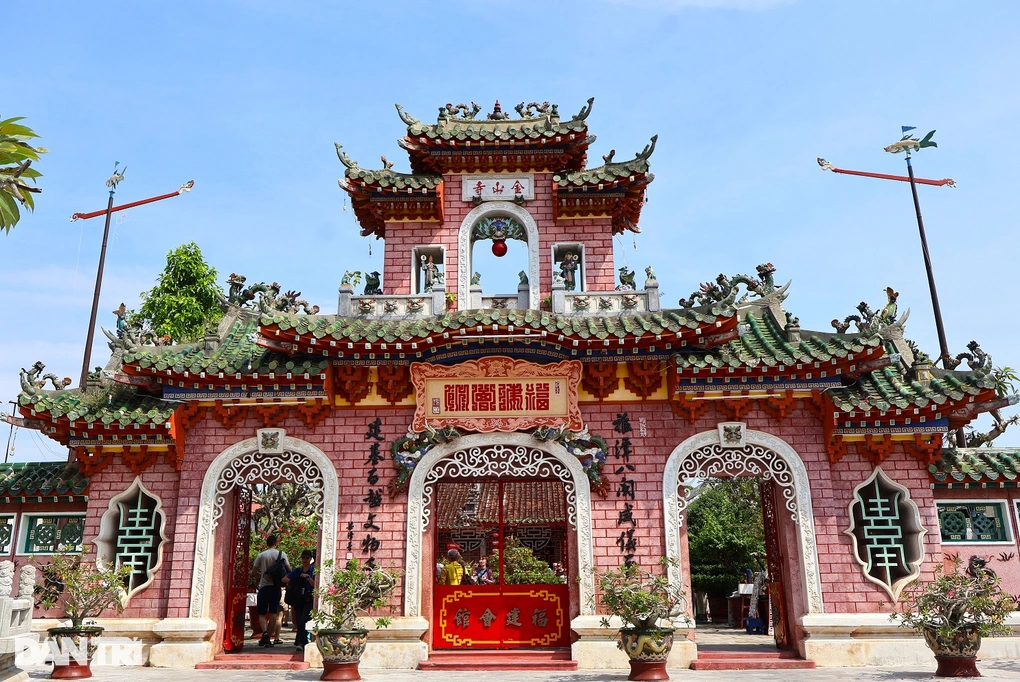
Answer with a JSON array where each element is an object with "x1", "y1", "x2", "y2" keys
[
  {"x1": 19, "y1": 361, "x2": 71, "y2": 393},
  {"x1": 364, "y1": 271, "x2": 383, "y2": 296},
  {"x1": 832, "y1": 286, "x2": 899, "y2": 334},
  {"x1": 678, "y1": 263, "x2": 776, "y2": 308},
  {"x1": 617, "y1": 266, "x2": 636, "y2": 291}
]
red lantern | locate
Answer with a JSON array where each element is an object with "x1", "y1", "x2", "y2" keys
[{"x1": 491, "y1": 239, "x2": 508, "y2": 257}]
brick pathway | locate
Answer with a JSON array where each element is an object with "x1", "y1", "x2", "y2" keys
[{"x1": 21, "y1": 660, "x2": 1020, "y2": 681}]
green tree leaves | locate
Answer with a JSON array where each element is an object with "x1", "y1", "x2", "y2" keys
[
  {"x1": 0, "y1": 116, "x2": 47, "y2": 233},
  {"x1": 687, "y1": 478, "x2": 766, "y2": 597},
  {"x1": 136, "y1": 242, "x2": 224, "y2": 343}
]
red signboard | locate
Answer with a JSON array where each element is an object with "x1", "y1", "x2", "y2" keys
[{"x1": 434, "y1": 584, "x2": 569, "y2": 649}]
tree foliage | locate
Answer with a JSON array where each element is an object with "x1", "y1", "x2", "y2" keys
[
  {"x1": 687, "y1": 478, "x2": 766, "y2": 597},
  {"x1": 0, "y1": 116, "x2": 46, "y2": 233},
  {"x1": 489, "y1": 536, "x2": 564, "y2": 585},
  {"x1": 136, "y1": 242, "x2": 224, "y2": 343}
]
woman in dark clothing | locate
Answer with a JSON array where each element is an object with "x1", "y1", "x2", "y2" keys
[{"x1": 282, "y1": 550, "x2": 316, "y2": 649}]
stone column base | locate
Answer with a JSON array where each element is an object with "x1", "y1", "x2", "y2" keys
[
  {"x1": 304, "y1": 617, "x2": 429, "y2": 669},
  {"x1": 149, "y1": 618, "x2": 217, "y2": 668},
  {"x1": 800, "y1": 613, "x2": 1020, "y2": 667}
]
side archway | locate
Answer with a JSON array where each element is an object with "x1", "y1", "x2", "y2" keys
[
  {"x1": 188, "y1": 435, "x2": 339, "y2": 620},
  {"x1": 662, "y1": 428, "x2": 825, "y2": 615},
  {"x1": 457, "y1": 202, "x2": 540, "y2": 309},
  {"x1": 403, "y1": 432, "x2": 595, "y2": 618}
]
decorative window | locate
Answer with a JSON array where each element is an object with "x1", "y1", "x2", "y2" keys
[
  {"x1": 19, "y1": 514, "x2": 86, "y2": 555},
  {"x1": 844, "y1": 467, "x2": 926, "y2": 601},
  {"x1": 0, "y1": 514, "x2": 15, "y2": 555},
  {"x1": 937, "y1": 502, "x2": 1011, "y2": 543},
  {"x1": 95, "y1": 479, "x2": 168, "y2": 597}
]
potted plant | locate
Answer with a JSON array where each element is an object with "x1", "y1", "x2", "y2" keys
[
  {"x1": 36, "y1": 548, "x2": 133, "y2": 679},
  {"x1": 891, "y1": 556, "x2": 1015, "y2": 677},
  {"x1": 592, "y1": 558, "x2": 691, "y2": 681},
  {"x1": 310, "y1": 557, "x2": 399, "y2": 681}
]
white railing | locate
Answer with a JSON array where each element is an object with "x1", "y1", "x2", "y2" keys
[
  {"x1": 0, "y1": 562, "x2": 36, "y2": 681},
  {"x1": 337, "y1": 285, "x2": 447, "y2": 318},
  {"x1": 554, "y1": 280, "x2": 660, "y2": 315}
]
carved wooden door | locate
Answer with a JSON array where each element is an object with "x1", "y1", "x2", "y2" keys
[
  {"x1": 433, "y1": 479, "x2": 570, "y2": 649},
  {"x1": 223, "y1": 486, "x2": 253, "y2": 651},
  {"x1": 760, "y1": 479, "x2": 793, "y2": 649}
]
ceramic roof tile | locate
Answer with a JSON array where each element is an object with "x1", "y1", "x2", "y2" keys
[
  {"x1": 0, "y1": 462, "x2": 89, "y2": 498},
  {"x1": 929, "y1": 448, "x2": 1020, "y2": 485}
]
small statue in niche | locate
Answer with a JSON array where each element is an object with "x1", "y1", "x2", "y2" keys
[
  {"x1": 364, "y1": 271, "x2": 382, "y2": 295},
  {"x1": 559, "y1": 252, "x2": 579, "y2": 292},
  {"x1": 421, "y1": 255, "x2": 443, "y2": 292}
]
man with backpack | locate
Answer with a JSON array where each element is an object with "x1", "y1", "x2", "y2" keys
[{"x1": 251, "y1": 535, "x2": 290, "y2": 647}]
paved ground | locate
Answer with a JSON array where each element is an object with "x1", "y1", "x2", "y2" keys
[{"x1": 19, "y1": 661, "x2": 1020, "y2": 681}]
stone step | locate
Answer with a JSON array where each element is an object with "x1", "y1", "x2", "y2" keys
[
  {"x1": 697, "y1": 649, "x2": 801, "y2": 660},
  {"x1": 690, "y1": 658, "x2": 816, "y2": 670},
  {"x1": 195, "y1": 649, "x2": 309, "y2": 670},
  {"x1": 420, "y1": 650, "x2": 577, "y2": 670}
]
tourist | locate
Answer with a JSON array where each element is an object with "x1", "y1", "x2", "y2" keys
[
  {"x1": 440, "y1": 549, "x2": 464, "y2": 585},
  {"x1": 251, "y1": 535, "x2": 290, "y2": 647},
  {"x1": 552, "y1": 562, "x2": 566, "y2": 579},
  {"x1": 470, "y1": 556, "x2": 495, "y2": 585},
  {"x1": 283, "y1": 550, "x2": 316, "y2": 650}
]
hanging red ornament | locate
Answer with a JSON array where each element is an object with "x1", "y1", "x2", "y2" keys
[{"x1": 491, "y1": 239, "x2": 508, "y2": 257}]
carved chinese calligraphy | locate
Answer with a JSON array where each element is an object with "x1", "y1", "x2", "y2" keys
[
  {"x1": 614, "y1": 413, "x2": 638, "y2": 566},
  {"x1": 411, "y1": 357, "x2": 583, "y2": 433},
  {"x1": 361, "y1": 417, "x2": 385, "y2": 567}
]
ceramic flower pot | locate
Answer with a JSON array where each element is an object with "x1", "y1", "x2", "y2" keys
[
  {"x1": 315, "y1": 629, "x2": 368, "y2": 681},
  {"x1": 47, "y1": 626, "x2": 103, "y2": 679},
  {"x1": 618, "y1": 627, "x2": 674, "y2": 681},
  {"x1": 923, "y1": 627, "x2": 982, "y2": 677}
]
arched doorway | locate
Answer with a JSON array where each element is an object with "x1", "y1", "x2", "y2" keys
[
  {"x1": 402, "y1": 433, "x2": 595, "y2": 644},
  {"x1": 456, "y1": 202, "x2": 541, "y2": 310},
  {"x1": 662, "y1": 425, "x2": 824, "y2": 649},
  {"x1": 188, "y1": 429, "x2": 340, "y2": 641}
]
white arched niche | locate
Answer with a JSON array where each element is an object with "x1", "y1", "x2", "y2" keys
[
  {"x1": 457, "y1": 202, "x2": 541, "y2": 310},
  {"x1": 188, "y1": 432, "x2": 339, "y2": 620},
  {"x1": 403, "y1": 432, "x2": 594, "y2": 618},
  {"x1": 662, "y1": 426, "x2": 825, "y2": 615}
]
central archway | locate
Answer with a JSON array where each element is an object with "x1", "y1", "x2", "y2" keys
[
  {"x1": 457, "y1": 202, "x2": 541, "y2": 310},
  {"x1": 403, "y1": 432, "x2": 594, "y2": 618}
]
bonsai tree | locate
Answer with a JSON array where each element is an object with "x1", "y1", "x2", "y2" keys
[
  {"x1": 489, "y1": 536, "x2": 564, "y2": 585},
  {"x1": 38, "y1": 549, "x2": 134, "y2": 629},
  {"x1": 891, "y1": 555, "x2": 1014, "y2": 644},
  {"x1": 593, "y1": 558, "x2": 690, "y2": 631},
  {"x1": 310, "y1": 557, "x2": 399, "y2": 632}
]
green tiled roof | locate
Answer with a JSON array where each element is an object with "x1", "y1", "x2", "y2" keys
[
  {"x1": 929, "y1": 448, "x2": 1020, "y2": 485},
  {"x1": 397, "y1": 99, "x2": 593, "y2": 143},
  {"x1": 554, "y1": 137, "x2": 657, "y2": 187},
  {"x1": 262, "y1": 306, "x2": 731, "y2": 344},
  {"x1": 122, "y1": 313, "x2": 328, "y2": 378},
  {"x1": 676, "y1": 310, "x2": 882, "y2": 371},
  {"x1": 828, "y1": 364, "x2": 994, "y2": 413},
  {"x1": 19, "y1": 382, "x2": 176, "y2": 427},
  {"x1": 0, "y1": 462, "x2": 89, "y2": 498},
  {"x1": 336, "y1": 143, "x2": 441, "y2": 190}
]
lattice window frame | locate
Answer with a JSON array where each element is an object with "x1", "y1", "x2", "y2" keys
[
  {"x1": 16, "y1": 513, "x2": 86, "y2": 556},
  {"x1": 844, "y1": 467, "x2": 927, "y2": 602},
  {"x1": 0, "y1": 514, "x2": 15, "y2": 555},
  {"x1": 936, "y1": 500, "x2": 1013, "y2": 545},
  {"x1": 94, "y1": 478, "x2": 169, "y2": 599}
]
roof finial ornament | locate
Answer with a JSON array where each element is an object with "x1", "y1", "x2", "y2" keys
[
  {"x1": 394, "y1": 103, "x2": 420, "y2": 127},
  {"x1": 602, "y1": 149, "x2": 616, "y2": 164},
  {"x1": 487, "y1": 100, "x2": 509, "y2": 121},
  {"x1": 637, "y1": 135, "x2": 658, "y2": 160},
  {"x1": 575, "y1": 97, "x2": 595, "y2": 121},
  {"x1": 381, "y1": 155, "x2": 393, "y2": 170},
  {"x1": 334, "y1": 143, "x2": 358, "y2": 169}
]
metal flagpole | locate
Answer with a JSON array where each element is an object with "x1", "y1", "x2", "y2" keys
[
  {"x1": 820, "y1": 128, "x2": 965, "y2": 445},
  {"x1": 73, "y1": 167, "x2": 194, "y2": 388}
]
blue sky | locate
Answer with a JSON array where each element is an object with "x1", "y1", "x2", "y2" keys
[{"x1": 3, "y1": 0, "x2": 1019, "y2": 460}]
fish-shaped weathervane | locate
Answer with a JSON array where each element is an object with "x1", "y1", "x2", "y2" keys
[{"x1": 884, "y1": 127, "x2": 937, "y2": 154}]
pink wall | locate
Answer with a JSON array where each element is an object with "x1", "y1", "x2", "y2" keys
[{"x1": 381, "y1": 174, "x2": 617, "y2": 298}]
